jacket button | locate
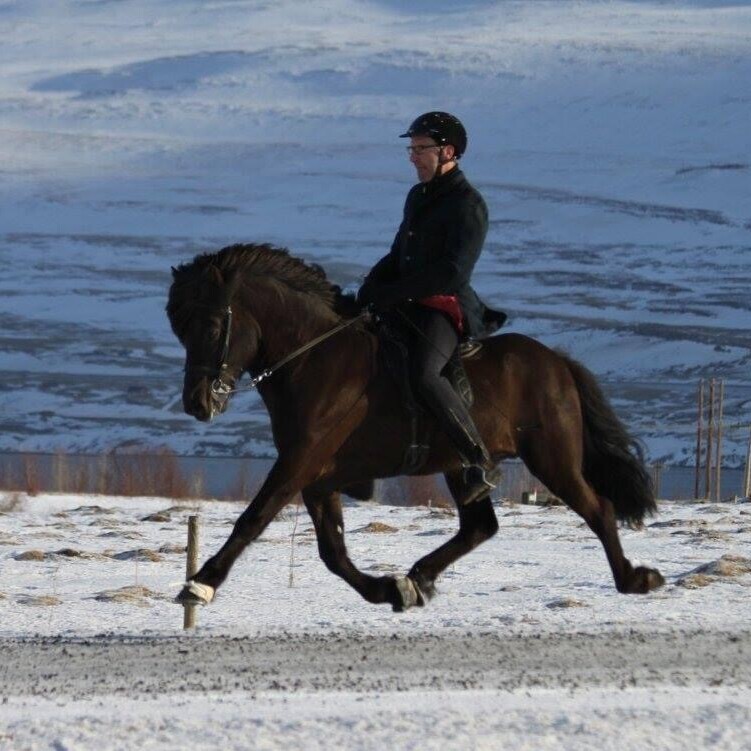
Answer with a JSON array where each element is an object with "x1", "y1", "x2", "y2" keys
[
  {"x1": 405, "y1": 255, "x2": 411, "y2": 260},
  {"x1": 407, "y1": 231, "x2": 414, "y2": 237}
]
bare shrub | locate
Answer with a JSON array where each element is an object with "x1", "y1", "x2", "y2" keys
[
  {"x1": 52, "y1": 451, "x2": 69, "y2": 494},
  {"x1": 108, "y1": 448, "x2": 193, "y2": 499},
  {"x1": 22, "y1": 454, "x2": 41, "y2": 496},
  {"x1": 1, "y1": 448, "x2": 209, "y2": 501},
  {"x1": 95, "y1": 454, "x2": 111, "y2": 495},
  {"x1": 72, "y1": 461, "x2": 92, "y2": 495}
]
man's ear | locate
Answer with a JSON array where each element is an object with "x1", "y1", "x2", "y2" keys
[{"x1": 440, "y1": 144, "x2": 456, "y2": 163}]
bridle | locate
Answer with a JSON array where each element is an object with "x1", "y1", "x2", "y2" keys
[
  {"x1": 184, "y1": 304, "x2": 368, "y2": 412},
  {"x1": 183, "y1": 304, "x2": 237, "y2": 413}
]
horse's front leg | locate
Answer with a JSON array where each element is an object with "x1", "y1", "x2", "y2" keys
[
  {"x1": 176, "y1": 454, "x2": 318, "y2": 605},
  {"x1": 303, "y1": 486, "x2": 407, "y2": 610}
]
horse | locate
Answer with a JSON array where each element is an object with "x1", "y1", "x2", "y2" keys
[{"x1": 167, "y1": 243, "x2": 664, "y2": 612}]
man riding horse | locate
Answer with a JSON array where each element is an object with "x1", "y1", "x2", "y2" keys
[
  {"x1": 357, "y1": 111, "x2": 506, "y2": 506},
  {"x1": 170, "y1": 113, "x2": 663, "y2": 612}
]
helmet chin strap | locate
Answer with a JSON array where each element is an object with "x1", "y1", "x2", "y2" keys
[{"x1": 431, "y1": 146, "x2": 456, "y2": 182}]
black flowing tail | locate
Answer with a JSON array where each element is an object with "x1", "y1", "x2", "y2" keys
[{"x1": 560, "y1": 353, "x2": 656, "y2": 526}]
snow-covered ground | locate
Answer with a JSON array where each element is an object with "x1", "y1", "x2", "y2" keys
[
  {"x1": 1, "y1": 0, "x2": 750, "y2": 465},
  {"x1": 1, "y1": 490, "x2": 751, "y2": 748}
]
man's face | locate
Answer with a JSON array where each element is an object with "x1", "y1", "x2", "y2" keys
[{"x1": 407, "y1": 135, "x2": 445, "y2": 183}]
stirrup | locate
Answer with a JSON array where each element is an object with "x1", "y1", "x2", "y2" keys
[
  {"x1": 461, "y1": 465, "x2": 497, "y2": 505},
  {"x1": 464, "y1": 464, "x2": 496, "y2": 489}
]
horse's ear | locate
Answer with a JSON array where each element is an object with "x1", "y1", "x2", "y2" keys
[{"x1": 171, "y1": 266, "x2": 178, "y2": 278}]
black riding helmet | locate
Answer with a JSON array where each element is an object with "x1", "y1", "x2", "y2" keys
[{"x1": 399, "y1": 111, "x2": 467, "y2": 158}]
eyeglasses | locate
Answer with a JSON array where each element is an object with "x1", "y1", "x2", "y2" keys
[{"x1": 405, "y1": 144, "x2": 442, "y2": 156}]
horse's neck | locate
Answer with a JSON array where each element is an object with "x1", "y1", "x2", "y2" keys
[{"x1": 243, "y1": 283, "x2": 341, "y2": 370}]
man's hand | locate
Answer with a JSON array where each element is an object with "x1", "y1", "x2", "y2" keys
[{"x1": 358, "y1": 282, "x2": 396, "y2": 315}]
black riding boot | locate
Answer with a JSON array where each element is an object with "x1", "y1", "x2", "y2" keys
[
  {"x1": 443, "y1": 407, "x2": 498, "y2": 505},
  {"x1": 407, "y1": 307, "x2": 498, "y2": 505}
]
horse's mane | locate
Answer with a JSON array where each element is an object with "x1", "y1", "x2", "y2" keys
[
  {"x1": 175, "y1": 243, "x2": 337, "y2": 301},
  {"x1": 168, "y1": 244, "x2": 360, "y2": 335}
]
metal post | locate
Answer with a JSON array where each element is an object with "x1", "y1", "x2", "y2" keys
[
  {"x1": 714, "y1": 380, "x2": 724, "y2": 502},
  {"x1": 652, "y1": 462, "x2": 662, "y2": 501},
  {"x1": 744, "y1": 427, "x2": 751, "y2": 499},
  {"x1": 694, "y1": 379, "x2": 704, "y2": 499},
  {"x1": 183, "y1": 515, "x2": 199, "y2": 630},
  {"x1": 705, "y1": 379, "x2": 715, "y2": 500}
]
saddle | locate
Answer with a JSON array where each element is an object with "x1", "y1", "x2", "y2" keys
[{"x1": 378, "y1": 321, "x2": 482, "y2": 475}]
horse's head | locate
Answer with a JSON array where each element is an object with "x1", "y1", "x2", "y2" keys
[{"x1": 168, "y1": 262, "x2": 259, "y2": 422}]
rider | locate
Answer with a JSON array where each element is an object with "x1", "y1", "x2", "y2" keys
[{"x1": 357, "y1": 111, "x2": 505, "y2": 505}]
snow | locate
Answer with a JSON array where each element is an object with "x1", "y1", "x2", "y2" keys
[
  {"x1": 7, "y1": 492, "x2": 751, "y2": 638},
  {"x1": 2, "y1": 491, "x2": 751, "y2": 748}
]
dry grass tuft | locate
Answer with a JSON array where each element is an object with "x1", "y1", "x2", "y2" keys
[
  {"x1": 17, "y1": 594, "x2": 61, "y2": 607},
  {"x1": 14, "y1": 550, "x2": 46, "y2": 561},
  {"x1": 692, "y1": 554, "x2": 751, "y2": 578},
  {"x1": 357, "y1": 521, "x2": 399, "y2": 534},
  {"x1": 141, "y1": 512, "x2": 171, "y2": 522},
  {"x1": 111, "y1": 548, "x2": 163, "y2": 562},
  {"x1": 158, "y1": 543, "x2": 186, "y2": 555},
  {"x1": 546, "y1": 597, "x2": 588, "y2": 609},
  {"x1": 52, "y1": 548, "x2": 105, "y2": 560},
  {"x1": 70, "y1": 505, "x2": 114, "y2": 515},
  {"x1": 94, "y1": 585, "x2": 169, "y2": 607},
  {"x1": 676, "y1": 573, "x2": 714, "y2": 589},
  {"x1": 677, "y1": 554, "x2": 751, "y2": 588}
]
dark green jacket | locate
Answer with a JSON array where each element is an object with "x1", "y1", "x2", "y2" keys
[{"x1": 359, "y1": 167, "x2": 505, "y2": 338}]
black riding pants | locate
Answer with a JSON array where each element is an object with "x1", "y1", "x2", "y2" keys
[{"x1": 405, "y1": 306, "x2": 486, "y2": 465}]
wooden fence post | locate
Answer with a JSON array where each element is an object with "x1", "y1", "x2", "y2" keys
[
  {"x1": 694, "y1": 379, "x2": 704, "y2": 499},
  {"x1": 183, "y1": 515, "x2": 200, "y2": 630},
  {"x1": 652, "y1": 462, "x2": 662, "y2": 500},
  {"x1": 714, "y1": 380, "x2": 724, "y2": 502},
  {"x1": 744, "y1": 427, "x2": 751, "y2": 499},
  {"x1": 705, "y1": 379, "x2": 715, "y2": 500}
]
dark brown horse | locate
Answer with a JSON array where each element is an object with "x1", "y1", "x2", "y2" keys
[{"x1": 167, "y1": 243, "x2": 664, "y2": 611}]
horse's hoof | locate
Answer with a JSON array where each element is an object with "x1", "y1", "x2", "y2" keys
[
  {"x1": 393, "y1": 576, "x2": 424, "y2": 612},
  {"x1": 175, "y1": 580, "x2": 215, "y2": 605},
  {"x1": 408, "y1": 569, "x2": 436, "y2": 602},
  {"x1": 643, "y1": 567, "x2": 666, "y2": 591},
  {"x1": 623, "y1": 566, "x2": 665, "y2": 594}
]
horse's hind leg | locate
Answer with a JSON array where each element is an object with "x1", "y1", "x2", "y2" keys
[
  {"x1": 404, "y1": 470, "x2": 499, "y2": 604},
  {"x1": 519, "y1": 441, "x2": 663, "y2": 594},
  {"x1": 302, "y1": 486, "x2": 406, "y2": 610}
]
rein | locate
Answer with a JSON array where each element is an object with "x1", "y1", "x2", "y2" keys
[{"x1": 240, "y1": 312, "x2": 367, "y2": 391}]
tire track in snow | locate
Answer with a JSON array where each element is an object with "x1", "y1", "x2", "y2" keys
[{"x1": 2, "y1": 629, "x2": 749, "y2": 699}]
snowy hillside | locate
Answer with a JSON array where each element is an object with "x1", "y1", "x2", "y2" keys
[{"x1": 1, "y1": 0, "x2": 750, "y2": 464}]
